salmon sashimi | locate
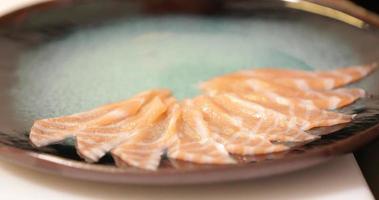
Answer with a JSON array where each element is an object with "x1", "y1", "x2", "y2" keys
[
  {"x1": 167, "y1": 100, "x2": 236, "y2": 164},
  {"x1": 29, "y1": 63, "x2": 374, "y2": 169},
  {"x1": 30, "y1": 89, "x2": 172, "y2": 162},
  {"x1": 111, "y1": 100, "x2": 179, "y2": 170},
  {"x1": 227, "y1": 63, "x2": 377, "y2": 90},
  {"x1": 192, "y1": 96, "x2": 289, "y2": 155},
  {"x1": 75, "y1": 96, "x2": 171, "y2": 162},
  {"x1": 232, "y1": 92, "x2": 353, "y2": 130},
  {"x1": 200, "y1": 77, "x2": 365, "y2": 109},
  {"x1": 207, "y1": 94, "x2": 318, "y2": 142}
]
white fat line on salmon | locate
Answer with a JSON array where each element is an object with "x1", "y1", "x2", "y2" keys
[
  {"x1": 101, "y1": 109, "x2": 130, "y2": 118},
  {"x1": 201, "y1": 155, "x2": 215, "y2": 163},
  {"x1": 300, "y1": 121, "x2": 311, "y2": 130},
  {"x1": 300, "y1": 105, "x2": 313, "y2": 128},
  {"x1": 124, "y1": 159, "x2": 140, "y2": 168},
  {"x1": 212, "y1": 141, "x2": 232, "y2": 156},
  {"x1": 322, "y1": 78, "x2": 335, "y2": 90},
  {"x1": 305, "y1": 89, "x2": 328, "y2": 99},
  {"x1": 329, "y1": 71, "x2": 353, "y2": 83},
  {"x1": 287, "y1": 117, "x2": 298, "y2": 129},
  {"x1": 283, "y1": 117, "x2": 298, "y2": 134},
  {"x1": 142, "y1": 151, "x2": 163, "y2": 170},
  {"x1": 225, "y1": 94, "x2": 275, "y2": 115},
  {"x1": 230, "y1": 116, "x2": 244, "y2": 127},
  {"x1": 202, "y1": 104, "x2": 244, "y2": 128},
  {"x1": 300, "y1": 99, "x2": 317, "y2": 109},
  {"x1": 193, "y1": 112, "x2": 212, "y2": 140},
  {"x1": 245, "y1": 79, "x2": 264, "y2": 92},
  {"x1": 266, "y1": 145, "x2": 282, "y2": 154},
  {"x1": 180, "y1": 153, "x2": 194, "y2": 162},
  {"x1": 262, "y1": 116, "x2": 280, "y2": 134},
  {"x1": 264, "y1": 91, "x2": 291, "y2": 106},
  {"x1": 328, "y1": 96, "x2": 342, "y2": 109},
  {"x1": 292, "y1": 79, "x2": 310, "y2": 90},
  {"x1": 249, "y1": 114, "x2": 264, "y2": 134},
  {"x1": 166, "y1": 142, "x2": 181, "y2": 156}
]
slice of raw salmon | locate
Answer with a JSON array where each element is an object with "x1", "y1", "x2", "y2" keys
[
  {"x1": 228, "y1": 63, "x2": 377, "y2": 90},
  {"x1": 210, "y1": 93, "x2": 319, "y2": 143},
  {"x1": 200, "y1": 77, "x2": 364, "y2": 109},
  {"x1": 111, "y1": 99, "x2": 179, "y2": 170},
  {"x1": 167, "y1": 100, "x2": 236, "y2": 164},
  {"x1": 192, "y1": 96, "x2": 289, "y2": 155},
  {"x1": 44, "y1": 89, "x2": 170, "y2": 126},
  {"x1": 232, "y1": 92, "x2": 353, "y2": 130}
]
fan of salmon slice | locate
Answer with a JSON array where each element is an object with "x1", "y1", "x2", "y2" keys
[
  {"x1": 191, "y1": 96, "x2": 293, "y2": 154},
  {"x1": 166, "y1": 100, "x2": 236, "y2": 165},
  {"x1": 202, "y1": 91, "x2": 354, "y2": 130},
  {"x1": 29, "y1": 89, "x2": 175, "y2": 165},
  {"x1": 200, "y1": 75, "x2": 366, "y2": 110},
  {"x1": 194, "y1": 94, "x2": 318, "y2": 143},
  {"x1": 28, "y1": 64, "x2": 376, "y2": 170},
  {"x1": 110, "y1": 98, "x2": 180, "y2": 170},
  {"x1": 219, "y1": 63, "x2": 377, "y2": 90}
]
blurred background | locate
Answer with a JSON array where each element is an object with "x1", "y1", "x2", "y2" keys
[{"x1": 353, "y1": 0, "x2": 379, "y2": 13}]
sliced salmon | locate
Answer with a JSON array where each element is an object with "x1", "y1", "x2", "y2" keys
[
  {"x1": 29, "y1": 64, "x2": 374, "y2": 169},
  {"x1": 110, "y1": 99, "x2": 179, "y2": 170},
  {"x1": 45, "y1": 89, "x2": 170, "y2": 126},
  {"x1": 29, "y1": 89, "x2": 172, "y2": 162},
  {"x1": 192, "y1": 96, "x2": 289, "y2": 155},
  {"x1": 209, "y1": 93, "x2": 318, "y2": 142},
  {"x1": 167, "y1": 100, "x2": 236, "y2": 164},
  {"x1": 76, "y1": 96, "x2": 170, "y2": 162},
  {"x1": 232, "y1": 92, "x2": 353, "y2": 130},
  {"x1": 229, "y1": 63, "x2": 377, "y2": 90},
  {"x1": 200, "y1": 77, "x2": 364, "y2": 109}
]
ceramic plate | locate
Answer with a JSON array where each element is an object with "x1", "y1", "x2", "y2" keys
[{"x1": 0, "y1": 0, "x2": 379, "y2": 184}]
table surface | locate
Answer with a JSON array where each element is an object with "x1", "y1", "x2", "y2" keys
[
  {"x1": 0, "y1": 1, "x2": 376, "y2": 199},
  {"x1": 0, "y1": 154, "x2": 374, "y2": 200}
]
